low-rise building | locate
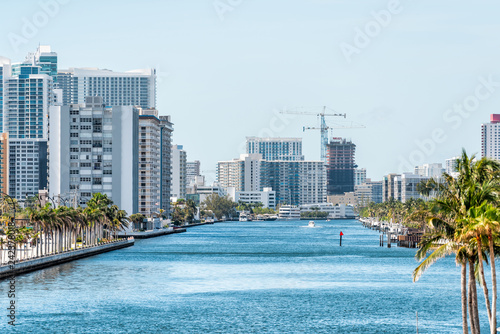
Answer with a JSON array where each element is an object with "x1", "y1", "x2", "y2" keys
[
  {"x1": 327, "y1": 192, "x2": 356, "y2": 206},
  {"x1": 300, "y1": 203, "x2": 355, "y2": 219},
  {"x1": 278, "y1": 205, "x2": 300, "y2": 219},
  {"x1": 227, "y1": 187, "x2": 276, "y2": 209}
]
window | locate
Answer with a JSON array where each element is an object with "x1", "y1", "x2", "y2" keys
[
  {"x1": 80, "y1": 177, "x2": 91, "y2": 182},
  {"x1": 70, "y1": 133, "x2": 79, "y2": 138},
  {"x1": 80, "y1": 162, "x2": 91, "y2": 167},
  {"x1": 70, "y1": 170, "x2": 79, "y2": 175}
]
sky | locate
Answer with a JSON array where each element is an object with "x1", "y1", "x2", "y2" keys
[{"x1": 1, "y1": 0, "x2": 500, "y2": 183}]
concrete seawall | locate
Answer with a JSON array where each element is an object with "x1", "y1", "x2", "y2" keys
[
  {"x1": 0, "y1": 238, "x2": 134, "y2": 280},
  {"x1": 116, "y1": 227, "x2": 186, "y2": 239}
]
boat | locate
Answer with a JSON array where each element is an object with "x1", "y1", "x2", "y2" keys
[
  {"x1": 239, "y1": 213, "x2": 248, "y2": 222},
  {"x1": 308, "y1": 221, "x2": 315, "y2": 228}
]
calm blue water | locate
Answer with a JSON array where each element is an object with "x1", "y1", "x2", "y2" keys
[{"x1": 1, "y1": 220, "x2": 489, "y2": 333}]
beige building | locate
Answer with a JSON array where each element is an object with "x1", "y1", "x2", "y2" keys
[{"x1": 327, "y1": 192, "x2": 356, "y2": 206}]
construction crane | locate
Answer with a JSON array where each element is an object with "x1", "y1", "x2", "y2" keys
[{"x1": 280, "y1": 106, "x2": 347, "y2": 163}]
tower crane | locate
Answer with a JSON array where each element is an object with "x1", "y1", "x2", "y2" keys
[{"x1": 281, "y1": 106, "x2": 366, "y2": 163}]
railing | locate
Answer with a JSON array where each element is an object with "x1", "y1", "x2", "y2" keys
[{"x1": 0, "y1": 236, "x2": 132, "y2": 267}]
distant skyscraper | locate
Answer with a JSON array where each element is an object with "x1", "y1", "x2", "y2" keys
[
  {"x1": 49, "y1": 97, "x2": 139, "y2": 216},
  {"x1": 186, "y1": 160, "x2": 201, "y2": 185},
  {"x1": 217, "y1": 154, "x2": 326, "y2": 206},
  {"x1": 326, "y1": 138, "x2": 357, "y2": 195},
  {"x1": 246, "y1": 137, "x2": 304, "y2": 161},
  {"x1": 58, "y1": 67, "x2": 156, "y2": 108},
  {"x1": 171, "y1": 145, "x2": 187, "y2": 199},
  {"x1": 355, "y1": 179, "x2": 383, "y2": 206},
  {"x1": 481, "y1": 114, "x2": 500, "y2": 159},
  {"x1": 414, "y1": 163, "x2": 444, "y2": 178},
  {"x1": 354, "y1": 168, "x2": 366, "y2": 186},
  {"x1": 382, "y1": 173, "x2": 400, "y2": 202},
  {"x1": 217, "y1": 154, "x2": 262, "y2": 192},
  {"x1": 445, "y1": 157, "x2": 459, "y2": 177}
]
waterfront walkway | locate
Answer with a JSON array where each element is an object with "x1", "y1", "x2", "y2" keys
[{"x1": 0, "y1": 237, "x2": 134, "y2": 280}]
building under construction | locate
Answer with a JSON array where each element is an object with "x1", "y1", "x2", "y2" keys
[{"x1": 326, "y1": 138, "x2": 357, "y2": 195}]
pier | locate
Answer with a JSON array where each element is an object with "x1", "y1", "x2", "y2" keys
[{"x1": 359, "y1": 217, "x2": 422, "y2": 248}]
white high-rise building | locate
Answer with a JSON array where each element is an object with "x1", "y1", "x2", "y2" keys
[
  {"x1": 186, "y1": 160, "x2": 201, "y2": 185},
  {"x1": 246, "y1": 137, "x2": 304, "y2": 161},
  {"x1": 48, "y1": 97, "x2": 139, "y2": 216},
  {"x1": 445, "y1": 157, "x2": 460, "y2": 177},
  {"x1": 394, "y1": 173, "x2": 431, "y2": 203},
  {"x1": 414, "y1": 163, "x2": 444, "y2": 178},
  {"x1": 217, "y1": 154, "x2": 262, "y2": 192},
  {"x1": 137, "y1": 108, "x2": 173, "y2": 217},
  {"x1": 482, "y1": 114, "x2": 500, "y2": 160},
  {"x1": 171, "y1": 144, "x2": 187, "y2": 200},
  {"x1": 58, "y1": 67, "x2": 156, "y2": 108}
]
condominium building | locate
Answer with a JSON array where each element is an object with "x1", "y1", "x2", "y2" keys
[
  {"x1": 326, "y1": 138, "x2": 357, "y2": 195},
  {"x1": 187, "y1": 160, "x2": 201, "y2": 185},
  {"x1": 355, "y1": 179, "x2": 383, "y2": 206},
  {"x1": 394, "y1": 173, "x2": 431, "y2": 203},
  {"x1": 217, "y1": 154, "x2": 262, "y2": 192},
  {"x1": 354, "y1": 168, "x2": 367, "y2": 186},
  {"x1": 382, "y1": 173, "x2": 400, "y2": 202},
  {"x1": 414, "y1": 163, "x2": 444, "y2": 178},
  {"x1": 13, "y1": 45, "x2": 58, "y2": 80},
  {"x1": 0, "y1": 133, "x2": 8, "y2": 195},
  {"x1": 48, "y1": 97, "x2": 139, "y2": 215},
  {"x1": 217, "y1": 155, "x2": 326, "y2": 206},
  {"x1": 58, "y1": 67, "x2": 156, "y2": 108},
  {"x1": 482, "y1": 114, "x2": 500, "y2": 160},
  {"x1": 0, "y1": 56, "x2": 54, "y2": 199},
  {"x1": 137, "y1": 108, "x2": 173, "y2": 217},
  {"x1": 445, "y1": 157, "x2": 459, "y2": 177},
  {"x1": 171, "y1": 144, "x2": 187, "y2": 200},
  {"x1": 261, "y1": 160, "x2": 326, "y2": 205},
  {"x1": 246, "y1": 137, "x2": 304, "y2": 161}
]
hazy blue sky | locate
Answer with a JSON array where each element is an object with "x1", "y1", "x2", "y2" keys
[{"x1": 2, "y1": 0, "x2": 500, "y2": 182}]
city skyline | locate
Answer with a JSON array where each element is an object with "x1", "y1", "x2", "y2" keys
[{"x1": 2, "y1": 1, "x2": 499, "y2": 182}]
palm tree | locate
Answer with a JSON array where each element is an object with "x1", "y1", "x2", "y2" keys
[
  {"x1": 414, "y1": 150, "x2": 500, "y2": 334},
  {"x1": 460, "y1": 203, "x2": 500, "y2": 333}
]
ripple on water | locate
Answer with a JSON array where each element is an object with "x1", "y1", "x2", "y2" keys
[{"x1": 6, "y1": 220, "x2": 481, "y2": 333}]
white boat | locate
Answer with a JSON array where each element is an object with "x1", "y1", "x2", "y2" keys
[
  {"x1": 239, "y1": 213, "x2": 248, "y2": 222},
  {"x1": 308, "y1": 221, "x2": 315, "y2": 228}
]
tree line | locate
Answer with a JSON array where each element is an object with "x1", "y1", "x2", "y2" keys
[{"x1": 0, "y1": 193, "x2": 129, "y2": 263}]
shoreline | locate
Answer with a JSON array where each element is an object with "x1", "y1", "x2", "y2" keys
[{"x1": 0, "y1": 238, "x2": 135, "y2": 280}]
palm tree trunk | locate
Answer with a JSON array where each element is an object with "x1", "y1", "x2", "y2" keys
[
  {"x1": 469, "y1": 275, "x2": 476, "y2": 334},
  {"x1": 478, "y1": 237, "x2": 493, "y2": 329},
  {"x1": 461, "y1": 262, "x2": 468, "y2": 334},
  {"x1": 470, "y1": 259, "x2": 480, "y2": 334},
  {"x1": 489, "y1": 233, "x2": 497, "y2": 334}
]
